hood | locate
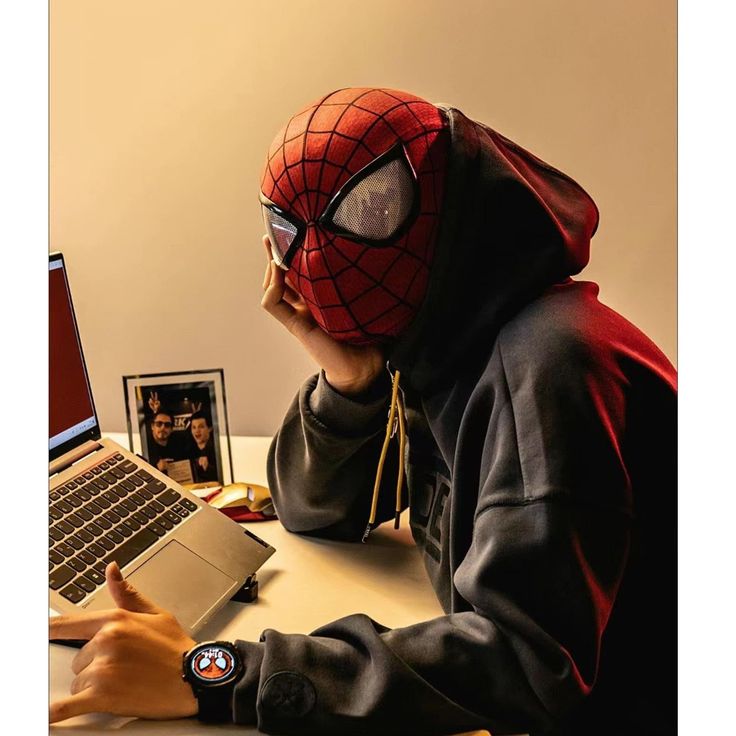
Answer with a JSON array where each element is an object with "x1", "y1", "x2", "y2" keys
[{"x1": 389, "y1": 107, "x2": 600, "y2": 393}]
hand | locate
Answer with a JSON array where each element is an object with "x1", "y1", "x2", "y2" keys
[
  {"x1": 156, "y1": 458, "x2": 170, "y2": 473},
  {"x1": 148, "y1": 391, "x2": 161, "y2": 414},
  {"x1": 49, "y1": 562, "x2": 198, "y2": 723},
  {"x1": 260, "y1": 236, "x2": 385, "y2": 395},
  {"x1": 197, "y1": 456, "x2": 209, "y2": 472}
]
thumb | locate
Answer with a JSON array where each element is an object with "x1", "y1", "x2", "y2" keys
[{"x1": 105, "y1": 561, "x2": 159, "y2": 614}]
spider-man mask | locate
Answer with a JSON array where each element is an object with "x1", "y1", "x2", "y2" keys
[{"x1": 260, "y1": 88, "x2": 449, "y2": 345}]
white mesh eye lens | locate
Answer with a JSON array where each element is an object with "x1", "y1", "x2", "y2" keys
[
  {"x1": 331, "y1": 157, "x2": 414, "y2": 241},
  {"x1": 215, "y1": 656, "x2": 227, "y2": 670},
  {"x1": 262, "y1": 206, "x2": 298, "y2": 266},
  {"x1": 199, "y1": 657, "x2": 211, "y2": 669}
]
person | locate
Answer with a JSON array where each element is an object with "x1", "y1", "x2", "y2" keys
[
  {"x1": 187, "y1": 410, "x2": 218, "y2": 483},
  {"x1": 145, "y1": 405, "x2": 181, "y2": 475},
  {"x1": 49, "y1": 88, "x2": 676, "y2": 735}
]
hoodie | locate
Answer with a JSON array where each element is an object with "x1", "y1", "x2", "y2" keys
[{"x1": 231, "y1": 108, "x2": 677, "y2": 735}]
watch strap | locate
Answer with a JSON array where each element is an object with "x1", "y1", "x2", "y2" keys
[{"x1": 196, "y1": 683, "x2": 235, "y2": 723}]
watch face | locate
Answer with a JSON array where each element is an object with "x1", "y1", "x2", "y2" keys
[{"x1": 189, "y1": 644, "x2": 238, "y2": 685}]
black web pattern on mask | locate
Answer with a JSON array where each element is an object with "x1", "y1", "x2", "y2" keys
[{"x1": 262, "y1": 89, "x2": 448, "y2": 338}]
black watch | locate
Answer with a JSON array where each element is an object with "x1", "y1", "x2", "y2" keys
[{"x1": 182, "y1": 641, "x2": 244, "y2": 722}]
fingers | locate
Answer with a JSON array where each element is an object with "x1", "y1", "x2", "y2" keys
[
  {"x1": 71, "y1": 638, "x2": 98, "y2": 676},
  {"x1": 261, "y1": 261, "x2": 296, "y2": 326},
  {"x1": 105, "y1": 562, "x2": 160, "y2": 614},
  {"x1": 50, "y1": 610, "x2": 120, "y2": 641},
  {"x1": 49, "y1": 689, "x2": 101, "y2": 724}
]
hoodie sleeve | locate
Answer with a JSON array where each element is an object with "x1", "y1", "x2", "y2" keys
[
  {"x1": 267, "y1": 369, "x2": 402, "y2": 541},
  {"x1": 230, "y1": 321, "x2": 634, "y2": 735}
]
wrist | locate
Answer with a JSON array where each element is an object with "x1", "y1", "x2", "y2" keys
[{"x1": 324, "y1": 368, "x2": 384, "y2": 397}]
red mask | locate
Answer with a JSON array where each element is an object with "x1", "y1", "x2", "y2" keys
[{"x1": 260, "y1": 88, "x2": 448, "y2": 345}]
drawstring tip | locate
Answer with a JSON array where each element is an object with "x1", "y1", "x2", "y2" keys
[
  {"x1": 362, "y1": 523, "x2": 373, "y2": 544},
  {"x1": 393, "y1": 512, "x2": 401, "y2": 530}
]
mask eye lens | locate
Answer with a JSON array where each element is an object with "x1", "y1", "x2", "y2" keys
[
  {"x1": 329, "y1": 154, "x2": 415, "y2": 242},
  {"x1": 262, "y1": 205, "x2": 299, "y2": 268}
]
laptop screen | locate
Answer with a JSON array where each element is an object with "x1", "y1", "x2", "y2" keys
[{"x1": 49, "y1": 253, "x2": 100, "y2": 462}]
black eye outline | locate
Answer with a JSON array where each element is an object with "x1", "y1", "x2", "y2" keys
[
  {"x1": 259, "y1": 193, "x2": 306, "y2": 270},
  {"x1": 318, "y1": 143, "x2": 420, "y2": 247}
]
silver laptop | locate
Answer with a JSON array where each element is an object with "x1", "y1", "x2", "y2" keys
[{"x1": 49, "y1": 251, "x2": 275, "y2": 633}]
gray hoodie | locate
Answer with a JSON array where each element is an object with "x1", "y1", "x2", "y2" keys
[{"x1": 231, "y1": 109, "x2": 677, "y2": 735}]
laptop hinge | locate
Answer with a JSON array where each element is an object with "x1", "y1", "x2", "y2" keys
[{"x1": 49, "y1": 440, "x2": 103, "y2": 478}]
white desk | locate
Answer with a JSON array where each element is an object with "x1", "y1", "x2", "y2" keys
[{"x1": 50, "y1": 435, "x2": 445, "y2": 734}]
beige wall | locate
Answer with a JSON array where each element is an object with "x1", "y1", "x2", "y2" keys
[{"x1": 50, "y1": 0, "x2": 676, "y2": 437}]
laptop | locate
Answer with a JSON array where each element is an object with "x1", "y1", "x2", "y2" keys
[{"x1": 49, "y1": 251, "x2": 275, "y2": 633}]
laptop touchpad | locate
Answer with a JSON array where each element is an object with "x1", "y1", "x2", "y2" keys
[{"x1": 87, "y1": 541, "x2": 237, "y2": 631}]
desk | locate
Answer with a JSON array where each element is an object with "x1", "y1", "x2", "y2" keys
[{"x1": 50, "y1": 435, "x2": 446, "y2": 734}]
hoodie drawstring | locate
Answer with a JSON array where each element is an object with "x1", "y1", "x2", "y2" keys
[{"x1": 363, "y1": 367, "x2": 406, "y2": 543}]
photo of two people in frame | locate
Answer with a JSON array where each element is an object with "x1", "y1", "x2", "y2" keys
[{"x1": 140, "y1": 386, "x2": 221, "y2": 486}]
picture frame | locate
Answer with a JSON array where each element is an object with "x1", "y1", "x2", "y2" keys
[{"x1": 122, "y1": 369, "x2": 234, "y2": 487}]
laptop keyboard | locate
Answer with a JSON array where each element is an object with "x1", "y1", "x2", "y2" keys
[{"x1": 49, "y1": 452, "x2": 199, "y2": 604}]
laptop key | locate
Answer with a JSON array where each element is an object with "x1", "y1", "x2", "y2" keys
[
  {"x1": 56, "y1": 519, "x2": 75, "y2": 536},
  {"x1": 68, "y1": 557, "x2": 86, "y2": 573},
  {"x1": 140, "y1": 505, "x2": 157, "y2": 520},
  {"x1": 55, "y1": 542, "x2": 75, "y2": 558},
  {"x1": 94, "y1": 561, "x2": 108, "y2": 574},
  {"x1": 103, "y1": 510, "x2": 121, "y2": 524},
  {"x1": 120, "y1": 499, "x2": 137, "y2": 513},
  {"x1": 135, "y1": 469, "x2": 153, "y2": 482},
  {"x1": 84, "y1": 501, "x2": 103, "y2": 516},
  {"x1": 66, "y1": 535, "x2": 84, "y2": 551},
  {"x1": 157, "y1": 489, "x2": 181, "y2": 507},
  {"x1": 91, "y1": 466, "x2": 102, "y2": 476},
  {"x1": 78, "y1": 550, "x2": 97, "y2": 565},
  {"x1": 132, "y1": 511, "x2": 148, "y2": 525},
  {"x1": 97, "y1": 537, "x2": 114, "y2": 551},
  {"x1": 83, "y1": 482, "x2": 100, "y2": 497},
  {"x1": 119, "y1": 479, "x2": 135, "y2": 492},
  {"x1": 76, "y1": 507, "x2": 93, "y2": 522},
  {"x1": 84, "y1": 569, "x2": 106, "y2": 585},
  {"x1": 106, "y1": 530, "x2": 124, "y2": 545},
  {"x1": 74, "y1": 488, "x2": 92, "y2": 502},
  {"x1": 60, "y1": 584, "x2": 86, "y2": 603},
  {"x1": 115, "y1": 523, "x2": 132, "y2": 538},
  {"x1": 49, "y1": 527, "x2": 64, "y2": 542},
  {"x1": 95, "y1": 495, "x2": 112, "y2": 510},
  {"x1": 102, "y1": 491, "x2": 118, "y2": 504},
  {"x1": 75, "y1": 576, "x2": 95, "y2": 595},
  {"x1": 113, "y1": 503, "x2": 130, "y2": 517},
  {"x1": 99, "y1": 461, "x2": 110, "y2": 470},
  {"x1": 123, "y1": 517, "x2": 141, "y2": 532},
  {"x1": 92, "y1": 477, "x2": 109, "y2": 490},
  {"x1": 157, "y1": 515, "x2": 174, "y2": 531},
  {"x1": 114, "y1": 453, "x2": 124, "y2": 462},
  {"x1": 104, "y1": 528, "x2": 158, "y2": 569},
  {"x1": 96, "y1": 516, "x2": 112, "y2": 530},
  {"x1": 110, "y1": 467, "x2": 125, "y2": 480},
  {"x1": 119, "y1": 461, "x2": 136, "y2": 474},
  {"x1": 50, "y1": 491, "x2": 60, "y2": 501},
  {"x1": 163, "y1": 510, "x2": 182, "y2": 525},
  {"x1": 172, "y1": 504, "x2": 189, "y2": 518},
  {"x1": 49, "y1": 549, "x2": 65, "y2": 566},
  {"x1": 83, "y1": 472, "x2": 94, "y2": 481},
  {"x1": 54, "y1": 500, "x2": 73, "y2": 515},
  {"x1": 65, "y1": 480, "x2": 78, "y2": 490},
  {"x1": 129, "y1": 474, "x2": 144, "y2": 487},
  {"x1": 50, "y1": 565, "x2": 75, "y2": 590},
  {"x1": 145, "y1": 479, "x2": 166, "y2": 494},
  {"x1": 49, "y1": 508, "x2": 62, "y2": 521},
  {"x1": 86, "y1": 521, "x2": 104, "y2": 537},
  {"x1": 138, "y1": 488, "x2": 154, "y2": 501},
  {"x1": 129, "y1": 492, "x2": 145, "y2": 507},
  {"x1": 106, "y1": 455, "x2": 117, "y2": 465},
  {"x1": 77, "y1": 528, "x2": 94, "y2": 543},
  {"x1": 66, "y1": 513, "x2": 84, "y2": 529},
  {"x1": 180, "y1": 498, "x2": 197, "y2": 512},
  {"x1": 148, "y1": 500, "x2": 164, "y2": 514},
  {"x1": 101, "y1": 472, "x2": 117, "y2": 485},
  {"x1": 87, "y1": 543, "x2": 105, "y2": 558},
  {"x1": 66, "y1": 495, "x2": 83, "y2": 508},
  {"x1": 147, "y1": 522, "x2": 166, "y2": 537}
]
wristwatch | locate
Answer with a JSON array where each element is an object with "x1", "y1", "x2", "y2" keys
[{"x1": 182, "y1": 641, "x2": 244, "y2": 722}]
